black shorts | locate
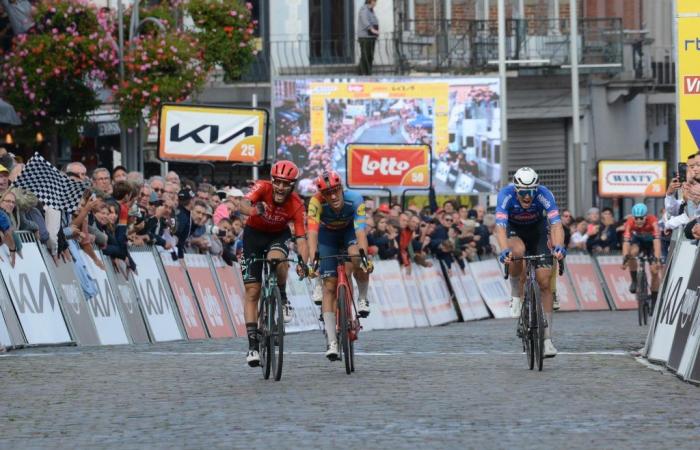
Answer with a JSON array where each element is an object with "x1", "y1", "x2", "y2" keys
[
  {"x1": 631, "y1": 235, "x2": 654, "y2": 256},
  {"x1": 507, "y1": 220, "x2": 551, "y2": 268},
  {"x1": 241, "y1": 225, "x2": 291, "y2": 283}
]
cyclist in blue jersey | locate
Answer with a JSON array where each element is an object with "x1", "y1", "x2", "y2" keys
[
  {"x1": 495, "y1": 167, "x2": 566, "y2": 358},
  {"x1": 307, "y1": 170, "x2": 373, "y2": 361}
]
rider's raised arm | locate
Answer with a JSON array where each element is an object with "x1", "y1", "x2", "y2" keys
[
  {"x1": 239, "y1": 182, "x2": 266, "y2": 216},
  {"x1": 352, "y1": 193, "x2": 369, "y2": 253},
  {"x1": 495, "y1": 186, "x2": 512, "y2": 251}
]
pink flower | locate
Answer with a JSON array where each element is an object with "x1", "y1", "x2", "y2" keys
[{"x1": 229, "y1": 10, "x2": 238, "y2": 17}]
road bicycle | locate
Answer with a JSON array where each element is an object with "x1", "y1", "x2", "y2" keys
[
  {"x1": 251, "y1": 254, "x2": 304, "y2": 381},
  {"x1": 313, "y1": 251, "x2": 367, "y2": 375},
  {"x1": 629, "y1": 254, "x2": 655, "y2": 326},
  {"x1": 505, "y1": 254, "x2": 564, "y2": 371}
]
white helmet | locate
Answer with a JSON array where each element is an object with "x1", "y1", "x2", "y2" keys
[{"x1": 513, "y1": 167, "x2": 539, "y2": 189}]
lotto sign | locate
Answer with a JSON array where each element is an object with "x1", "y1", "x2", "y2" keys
[
  {"x1": 597, "y1": 160, "x2": 667, "y2": 198},
  {"x1": 346, "y1": 144, "x2": 431, "y2": 188},
  {"x1": 677, "y1": 1, "x2": 700, "y2": 163},
  {"x1": 158, "y1": 104, "x2": 268, "y2": 162}
]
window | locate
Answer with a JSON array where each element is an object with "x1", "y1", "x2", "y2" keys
[{"x1": 309, "y1": 0, "x2": 355, "y2": 64}]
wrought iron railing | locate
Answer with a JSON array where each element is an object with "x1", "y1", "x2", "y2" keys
[{"x1": 234, "y1": 18, "x2": 624, "y2": 82}]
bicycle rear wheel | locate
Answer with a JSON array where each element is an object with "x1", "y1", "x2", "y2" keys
[
  {"x1": 521, "y1": 283, "x2": 534, "y2": 370},
  {"x1": 338, "y1": 285, "x2": 352, "y2": 375},
  {"x1": 637, "y1": 271, "x2": 647, "y2": 326},
  {"x1": 258, "y1": 296, "x2": 272, "y2": 380},
  {"x1": 271, "y1": 286, "x2": 285, "y2": 381},
  {"x1": 532, "y1": 283, "x2": 545, "y2": 371}
]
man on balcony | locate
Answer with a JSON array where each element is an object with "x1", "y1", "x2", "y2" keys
[{"x1": 358, "y1": 0, "x2": 379, "y2": 75}]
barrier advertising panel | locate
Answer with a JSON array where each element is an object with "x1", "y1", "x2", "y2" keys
[
  {"x1": 677, "y1": 304, "x2": 700, "y2": 381},
  {"x1": 400, "y1": 269, "x2": 430, "y2": 328},
  {"x1": 566, "y1": 254, "x2": 609, "y2": 311},
  {"x1": 374, "y1": 261, "x2": 415, "y2": 328},
  {"x1": 184, "y1": 254, "x2": 235, "y2": 339},
  {"x1": 648, "y1": 241, "x2": 698, "y2": 363},
  {"x1": 0, "y1": 262, "x2": 26, "y2": 346},
  {"x1": 415, "y1": 265, "x2": 458, "y2": 326},
  {"x1": 458, "y1": 265, "x2": 490, "y2": 320},
  {"x1": 450, "y1": 268, "x2": 476, "y2": 321},
  {"x1": 367, "y1": 266, "x2": 399, "y2": 329},
  {"x1": 82, "y1": 250, "x2": 130, "y2": 345},
  {"x1": 158, "y1": 104, "x2": 268, "y2": 163},
  {"x1": 130, "y1": 251, "x2": 184, "y2": 342},
  {"x1": 556, "y1": 270, "x2": 579, "y2": 311},
  {"x1": 667, "y1": 255, "x2": 700, "y2": 372},
  {"x1": 346, "y1": 144, "x2": 431, "y2": 190},
  {"x1": 160, "y1": 255, "x2": 208, "y2": 339},
  {"x1": 468, "y1": 260, "x2": 511, "y2": 319},
  {"x1": 0, "y1": 310, "x2": 11, "y2": 347},
  {"x1": 49, "y1": 255, "x2": 101, "y2": 346},
  {"x1": 211, "y1": 257, "x2": 247, "y2": 337},
  {"x1": 0, "y1": 242, "x2": 71, "y2": 344},
  {"x1": 595, "y1": 255, "x2": 639, "y2": 310},
  {"x1": 285, "y1": 264, "x2": 319, "y2": 333},
  {"x1": 104, "y1": 258, "x2": 150, "y2": 344}
]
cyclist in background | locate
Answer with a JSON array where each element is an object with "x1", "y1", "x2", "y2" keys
[
  {"x1": 239, "y1": 161, "x2": 309, "y2": 368},
  {"x1": 622, "y1": 203, "x2": 662, "y2": 310},
  {"x1": 495, "y1": 167, "x2": 566, "y2": 358},
  {"x1": 307, "y1": 170, "x2": 373, "y2": 361}
]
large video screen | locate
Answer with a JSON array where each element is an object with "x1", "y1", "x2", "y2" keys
[{"x1": 273, "y1": 77, "x2": 501, "y2": 196}]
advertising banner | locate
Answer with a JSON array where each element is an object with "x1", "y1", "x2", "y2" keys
[
  {"x1": 0, "y1": 277, "x2": 24, "y2": 346},
  {"x1": 468, "y1": 260, "x2": 511, "y2": 319},
  {"x1": 449, "y1": 267, "x2": 476, "y2": 322},
  {"x1": 104, "y1": 258, "x2": 151, "y2": 344},
  {"x1": 597, "y1": 160, "x2": 667, "y2": 198},
  {"x1": 183, "y1": 254, "x2": 235, "y2": 339},
  {"x1": 158, "y1": 104, "x2": 268, "y2": 163},
  {"x1": 0, "y1": 310, "x2": 11, "y2": 347},
  {"x1": 130, "y1": 251, "x2": 184, "y2": 342},
  {"x1": 677, "y1": 1, "x2": 700, "y2": 163},
  {"x1": 566, "y1": 254, "x2": 610, "y2": 311},
  {"x1": 667, "y1": 255, "x2": 700, "y2": 372},
  {"x1": 649, "y1": 241, "x2": 698, "y2": 363},
  {"x1": 414, "y1": 265, "x2": 458, "y2": 326},
  {"x1": 595, "y1": 255, "x2": 639, "y2": 310},
  {"x1": 82, "y1": 251, "x2": 131, "y2": 345},
  {"x1": 373, "y1": 261, "x2": 416, "y2": 328},
  {"x1": 682, "y1": 305, "x2": 700, "y2": 383},
  {"x1": 400, "y1": 269, "x2": 430, "y2": 328},
  {"x1": 211, "y1": 257, "x2": 247, "y2": 337},
  {"x1": 49, "y1": 255, "x2": 101, "y2": 346},
  {"x1": 458, "y1": 265, "x2": 491, "y2": 320},
  {"x1": 556, "y1": 270, "x2": 579, "y2": 311},
  {"x1": 273, "y1": 77, "x2": 501, "y2": 195},
  {"x1": 285, "y1": 264, "x2": 319, "y2": 333},
  {"x1": 0, "y1": 242, "x2": 71, "y2": 344},
  {"x1": 160, "y1": 255, "x2": 208, "y2": 340},
  {"x1": 367, "y1": 266, "x2": 398, "y2": 329},
  {"x1": 346, "y1": 144, "x2": 430, "y2": 189}
]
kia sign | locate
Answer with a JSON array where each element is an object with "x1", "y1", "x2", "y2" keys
[
  {"x1": 345, "y1": 144, "x2": 431, "y2": 189},
  {"x1": 158, "y1": 103, "x2": 268, "y2": 163},
  {"x1": 597, "y1": 160, "x2": 667, "y2": 198}
]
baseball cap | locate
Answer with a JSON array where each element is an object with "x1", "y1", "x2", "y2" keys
[
  {"x1": 224, "y1": 187, "x2": 244, "y2": 198},
  {"x1": 178, "y1": 188, "x2": 195, "y2": 201},
  {"x1": 0, "y1": 164, "x2": 8, "y2": 174},
  {"x1": 377, "y1": 204, "x2": 390, "y2": 214}
]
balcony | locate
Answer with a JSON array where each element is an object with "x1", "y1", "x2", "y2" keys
[{"x1": 231, "y1": 18, "x2": 624, "y2": 83}]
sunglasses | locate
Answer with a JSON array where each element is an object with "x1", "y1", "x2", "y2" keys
[
  {"x1": 152, "y1": 188, "x2": 164, "y2": 193},
  {"x1": 272, "y1": 178, "x2": 294, "y2": 188},
  {"x1": 634, "y1": 216, "x2": 646, "y2": 220},
  {"x1": 444, "y1": 218, "x2": 453, "y2": 222},
  {"x1": 517, "y1": 189, "x2": 536, "y2": 198}
]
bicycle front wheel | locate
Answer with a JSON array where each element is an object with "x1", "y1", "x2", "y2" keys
[
  {"x1": 271, "y1": 286, "x2": 285, "y2": 381},
  {"x1": 258, "y1": 295, "x2": 272, "y2": 380},
  {"x1": 521, "y1": 282, "x2": 534, "y2": 371},
  {"x1": 533, "y1": 282, "x2": 545, "y2": 372},
  {"x1": 637, "y1": 271, "x2": 647, "y2": 326},
  {"x1": 338, "y1": 285, "x2": 352, "y2": 375}
]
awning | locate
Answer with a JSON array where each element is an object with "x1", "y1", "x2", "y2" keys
[{"x1": 0, "y1": 98, "x2": 21, "y2": 125}]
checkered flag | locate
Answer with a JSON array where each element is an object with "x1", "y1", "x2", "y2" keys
[{"x1": 14, "y1": 153, "x2": 90, "y2": 213}]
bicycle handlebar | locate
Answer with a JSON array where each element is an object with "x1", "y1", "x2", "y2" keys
[{"x1": 503, "y1": 254, "x2": 565, "y2": 280}]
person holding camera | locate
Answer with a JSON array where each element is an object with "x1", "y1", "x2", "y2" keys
[{"x1": 665, "y1": 153, "x2": 700, "y2": 231}]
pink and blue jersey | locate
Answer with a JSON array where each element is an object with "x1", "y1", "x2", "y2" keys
[{"x1": 495, "y1": 184, "x2": 561, "y2": 227}]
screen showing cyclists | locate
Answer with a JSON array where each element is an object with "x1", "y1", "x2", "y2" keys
[
  {"x1": 307, "y1": 170, "x2": 373, "y2": 361},
  {"x1": 495, "y1": 167, "x2": 566, "y2": 358}
]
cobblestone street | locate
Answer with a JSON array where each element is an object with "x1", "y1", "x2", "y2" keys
[{"x1": 2, "y1": 311, "x2": 699, "y2": 449}]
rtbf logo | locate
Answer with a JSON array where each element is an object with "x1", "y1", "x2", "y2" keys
[
  {"x1": 361, "y1": 156, "x2": 410, "y2": 176},
  {"x1": 685, "y1": 76, "x2": 700, "y2": 94}
]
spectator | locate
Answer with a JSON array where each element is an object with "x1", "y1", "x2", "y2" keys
[
  {"x1": 163, "y1": 181, "x2": 179, "y2": 209},
  {"x1": 560, "y1": 208, "x2": 573, "y2": 247},
  {"x1": 0, "y1": 163, "x2": 10, "y2": 197},
  {"x1": 357, "y1": 0, "x2": 379, "y2": 76},
  {"x1": 175, "y1": 187, "x2": 196, "y2": 258},
  {"x1": 569, "y1": 218, "x2": 589, "y2": 251},
  {"x1": 587, "y1": 207, "x2": 618, "y2": 254},
  {"x1": 92, "y1": 167, "x2": 112, "y2": 196},
  {"x1": 166, "y1": 171, "x2": 181, "y2": 188},
  {"x1": 483, "y1": 213, "x2": 499, "y2": 254},
  {"x1": 65, "y1": 161, "x2": 88, "y2": 182},
  {"x1": 196, "y1": 183, "x2": 212, "y2": 202},
  {"x1": 148, "y1": 176, "x2": 165, "y2": 199},
  {"x1": 213, "y1": 187, "x2": 243, "y2": 225},
  {"x1": 377, "y1": 218, "x2": 400, "y2": 260},
  {"x1": 126, "y1": 171, "x2": 144, "y2": 187},
  {"x1": 0, "y1": 187, "x2": 17, "y2": 267},
  {"x1": 112, "y1": 166, "x2": 128, "y2": 184}
]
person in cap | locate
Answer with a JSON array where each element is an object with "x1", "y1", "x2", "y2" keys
[
  {"x1": 174, "y1": 188, "x2": 196, "y2": 258},
  {"x1": 0, "y1": 164, "x2": 10, "y2": 197},
  {"x1": 213, "y1": 187, "x2": 244, "y2": 225}
]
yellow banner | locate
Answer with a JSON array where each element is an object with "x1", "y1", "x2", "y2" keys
[{"x1": 678, "y1": 8, "x2": 700, "y2": 162}]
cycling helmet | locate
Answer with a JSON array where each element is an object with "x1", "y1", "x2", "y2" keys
[
  {"x1": 270, "y1": 160, "x2": 299, "y2": 182},
  {"x1": 513, "y1": 167, "x2": 539, "y2": 189},
  {"x1": 315, "y1": 170, "x2": 342, "y2": 192},
  {"x1": 632, "y1": 203, "x2": 648, "y2": 218}
]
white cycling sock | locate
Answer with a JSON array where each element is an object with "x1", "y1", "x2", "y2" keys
[
  {"x1": 323, "y1": 312, "x2": 337, "y2": 345},
  {"x1": 357, "y1": 280, "x2": 369, "y2": 300},
  {"x1": 509, "y1": 274, "x2": 522, "y2": 297},
  {"x1": 545, "y1": 312, "x2": 553, "y2": 338}
]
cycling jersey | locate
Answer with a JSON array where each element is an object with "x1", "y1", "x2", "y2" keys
[
  {"x1": 307, "y1": 190, "x2": 366, "y2": 232},
  {"x1": 495, "y1": 184, "x2": 561, "y2": 227},
  {"x1": 623, "y1": 215, "x2": 660, "y2": 242},
  {"x1": 244, "y1": 180, "x2": 306, "y2": 237}
]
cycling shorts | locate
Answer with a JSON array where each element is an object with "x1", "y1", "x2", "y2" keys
[
  {"x1": 507, "y1": 219, "x2": 551, "y2": 269},
  {"x1": 241, "y1": 225, "x2": 291, "y2": 284},
  {"x1": 318, "y1": 225, "x2": 357, "y2": 278},
  {"x1": 631, "y1": 235, "x2": 654, "y2": 256}
]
